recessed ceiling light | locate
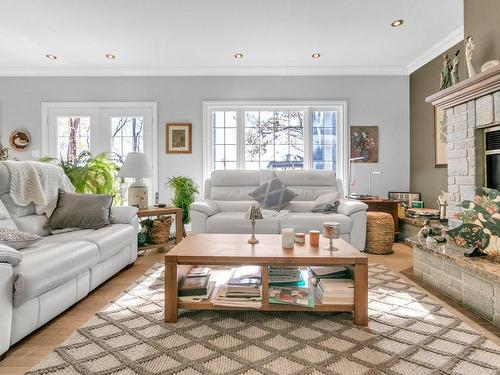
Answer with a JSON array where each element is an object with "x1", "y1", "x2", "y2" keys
[
  {"x1": 312, "y1": 53, "x2": 321, "y2": 58},
  {"x1": 234, "y1": 53, "x2": 244, "y2": 59},
  {"x1": 105, "y1": 53, "x2": 116, "y2": 59},
  {"x1": 45, "y1": 54, "x2": 57, "y2": 60},
  {"x1": 391, "y1": 19, "x2": 404, "y2": 27}
]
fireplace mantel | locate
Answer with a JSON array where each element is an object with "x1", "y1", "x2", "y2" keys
[{"x1": 426, "y1": 64, "x2": 500, "y2": 110}]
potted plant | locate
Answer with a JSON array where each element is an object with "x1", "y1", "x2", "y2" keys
[
  {"x1": 446, "y1": 187, "x2": 500, "y2": 257},
  {"x1": 166, "y1": 176, "x2": 199, "y2": 229},
  {"x1": 40, "y1": 151, "x2": 120, "y2": 199}
]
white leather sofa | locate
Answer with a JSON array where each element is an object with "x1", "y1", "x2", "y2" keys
[
  {"x1": 191, "y1": 170, "x2": 368, "y2": 250},
  {"x1": 0, "y1": 164, "x2": 138, "y2": 357}
]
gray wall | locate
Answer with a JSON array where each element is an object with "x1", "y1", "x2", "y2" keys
[
  {"x1": 0, "y1": 76, "x2": 409, "y2": 201},
  {"x1": 410, "y1": 42, "x2": 464, "y2": 208}
]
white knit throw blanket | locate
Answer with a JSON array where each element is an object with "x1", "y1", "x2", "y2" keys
[{"x1": 3, "y1": 161, "x2": 74, "y2": 217}]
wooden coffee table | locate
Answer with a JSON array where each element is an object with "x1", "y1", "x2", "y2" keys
[{"x1": 164, "y1": 234, "x2": 368, "y2": 326}]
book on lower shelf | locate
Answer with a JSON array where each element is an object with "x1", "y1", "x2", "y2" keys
[
  {"x1": 268, "y1": 286, "x2": 315, "y2": 308},
  {"x1": 178, "y1": 268, "x2": 212, "y2": 297},
  {"x1": 268, "y1": 266, "x2": 305, "y2": 286},
  {"x1": 212, "y1": 266, "x2": 262, "y2": 309},
  {"x1": 316, "y1": 279, "x2": 354, "y2": 304},
  {"x1": 178, "y1": 281, "x2": 216, "y2": 302},
  {"x1": 213, "y1": 285, "x2": 262, "y2": 309}
]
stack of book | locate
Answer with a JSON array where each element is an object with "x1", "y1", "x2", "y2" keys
[
  {"x1": 308, "y1": 266, "x2": 350, "y2": 285},
  {"x1": 178, "y1": 268, "x2": 215, "y2": 302},
  {"x1": 269, "y1": 286, "x2": 315, "y2": 308},
  {"x1": 269, "y1": 266, "x2": 304, "y2": 286},
  {"x1": 316, "y1": 279, "x2": 354, "y2": 305},
  {"x1": 213, "y1": 266, "x2": 262, "y2": 309}
]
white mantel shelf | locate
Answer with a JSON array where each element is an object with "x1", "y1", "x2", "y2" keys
[{"x1": 426, "y1": 64, "x2": 500, "y2": 110}]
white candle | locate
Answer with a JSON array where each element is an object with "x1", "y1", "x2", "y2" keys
[{"x1": 282, "y1": 228, "x2": 294, "y2": 249}]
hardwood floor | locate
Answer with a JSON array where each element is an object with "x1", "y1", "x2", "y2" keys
[{"x1": 0, "y1": 242, "x2": 498, "y2": 374}]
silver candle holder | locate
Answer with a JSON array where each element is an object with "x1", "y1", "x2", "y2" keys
[{"x1": 322, "y1": 222, "x2": 340, "y2": 252}]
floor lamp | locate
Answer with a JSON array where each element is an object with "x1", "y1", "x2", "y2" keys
[{"x1": 347, "y1": 157, "x2": 365, "y2": 198}]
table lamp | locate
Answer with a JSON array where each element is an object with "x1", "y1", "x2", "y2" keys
[
  {"x1": 117, "y1": 152, "x2": 153, "y2": 209},
  {"x1": 368, "y1": 171, "x2": 383, "y2": 197},
  {"x1": 245, "y1": 206, "x2": 263, "y2": 244}
]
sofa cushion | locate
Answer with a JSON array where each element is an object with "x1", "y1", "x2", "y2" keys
[
  {"x1": 13, "y1": 240, "x2": 98, "y2": 306},
  {"x1": 279, "y1": 213, "x2": 352, "y2": 234},
  {"x1": 0, "y1": 199, "x2": 17, "y2": 230},
  {"x1": 0, "y1": 164, "x2": 10, "y2": 194},
  {"x1": 0, "y1": 193, "x2": 36, "y2": 218},
  {"x1": 216, "y1": 200, "x2": 259, "y2": 212},
  {"x1": 207, "y1": 212, "x2": 281, "y2": 234},
  {"x1": 39, "y1": 224, "x2": 136, "y2": 263},
  {"x1": 211, "y1": 170, "x2": 261, "y2": 186},
  {"x1": 13, "y1": 215, "x2": 51, "y2": 237}
]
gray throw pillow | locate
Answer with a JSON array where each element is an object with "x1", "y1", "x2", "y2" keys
[
  {"x1": 0, "y1": 228, "x2": 41, "y2": 249},
  {"x1": 311, "y1": 201, "x2": 340, "y2": 214},
  {"x1": 312, "y1": 192, "x2": 340, "y2": 213},
  {"x1": 45, "y1": 190, "x2": 113, "y2": 230},
  {"x1": 249, "y1": 173, "x2": 297, "y2": 211}
]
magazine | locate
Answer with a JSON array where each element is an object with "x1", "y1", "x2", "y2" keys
[{"x1": 268, "y1": 286, "x2": 315, "y2": 308}]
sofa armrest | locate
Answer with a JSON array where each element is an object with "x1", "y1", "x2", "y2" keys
[
  {"x1": 0, "y1": 244, "x2": 23, "y2": 266},
  {"x1": 337, "y1": 199, "x2": 368, "y2": 216},
  {"x1": 190, "y1": 200, "x2": 220, "y2": 217},
  {"x1": 111, "y1": 206, "x2": 139, "y2": 224}
]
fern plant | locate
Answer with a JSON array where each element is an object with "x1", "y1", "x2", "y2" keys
[
  {"x1": 167, "y1": 176, "x2": 199, "y2": 224},
  {"x1": 40, "y1": 151, "x2": 120, "y2": 199}
]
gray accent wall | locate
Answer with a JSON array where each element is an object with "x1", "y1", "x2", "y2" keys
[{"x1": 0, "y1": 76, "x2": 409, "y2": 201}]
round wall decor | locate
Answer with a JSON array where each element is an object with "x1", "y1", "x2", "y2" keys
[{"x1": 9, "y1": 129, "x2": 31, "y2": 151}]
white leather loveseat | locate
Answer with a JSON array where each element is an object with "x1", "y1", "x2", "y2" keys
[
  {"x1": 190, "y1": 170, "x2": 368, "y2": 250},
  {"x1": 0, "y1": 164, "x2": 138, "y2": 357}
]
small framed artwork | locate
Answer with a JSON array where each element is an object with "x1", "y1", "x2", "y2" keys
[
  {"x1": 434, "y1": 107, "x2": 447, "y2": 167},
  {"x1": 388, "y1": 191, "x2": 422, "y2": 207},
  {"x1": 350, "y1": 126, "x2": 378, "y2": 163},
  {"x1": 166, "y1": 123, "x2": 192, "y2": 154}
]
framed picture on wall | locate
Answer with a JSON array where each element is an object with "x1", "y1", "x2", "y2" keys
[
  {"x1": 350, "y1": 126, "x2": 378, "y2": 163},
  {"x1": 434, "y1": 107, "x2": 447, "y2": 167},
  {"x1": 166, "y1": 123, "x2": 192, "y2": 154}
]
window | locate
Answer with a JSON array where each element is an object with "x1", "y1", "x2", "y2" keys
[
  {"x1": 57, "y1": 116, "x2": 91, "y2": 162},
  {"x1": 42, "y1": 102, "x2": 158, "y2": 201},
  {"x1": 203, "y1": 101, "x2": 348, "y2": 183}
]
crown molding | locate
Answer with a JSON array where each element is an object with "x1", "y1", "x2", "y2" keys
[
  {"x1": 406, "y1": 26, "x2": 464, "y2": 74},
  {"x1": 0, "y1": 65, "x2": 409, "y2": 77}
]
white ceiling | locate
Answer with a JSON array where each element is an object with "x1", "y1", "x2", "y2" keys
[{"x1": 0, "y1": 0, "x2": 463, "y2": 76}]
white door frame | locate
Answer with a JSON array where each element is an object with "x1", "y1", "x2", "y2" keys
[{"x1": 41, "y1": 101, "x2": 159, "y2": 196}]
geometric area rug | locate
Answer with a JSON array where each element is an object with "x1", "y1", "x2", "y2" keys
[{"x1": 28, "y1": 263, "x2": 500, "y2": 375}]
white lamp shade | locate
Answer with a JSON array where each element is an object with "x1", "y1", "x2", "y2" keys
[{"x1": 117, "y1": 152, "x2": 153, "y2": 179}]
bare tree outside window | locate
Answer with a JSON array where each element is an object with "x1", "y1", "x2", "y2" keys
[{"x1": 111, "y1": 117, "x2": 144, "y2": 164}]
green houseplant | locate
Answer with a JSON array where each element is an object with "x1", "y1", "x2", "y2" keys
[
  {"x1": 40, "y1": 151, "x2": 120, "y2": 198},
  {"x1": 167, "y1": 176, "x2": 199, "y2": 224}
]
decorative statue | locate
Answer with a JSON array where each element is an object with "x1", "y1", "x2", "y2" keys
[
  {"x1": 451, "y1": 50, "x2": 460, "y2": 85},
  {"x1": 440, "y1": 54, "x2": 452, "y2": 90},
  {"x1": 465, "y1": 35, "x2": 476, "y2": 78}
]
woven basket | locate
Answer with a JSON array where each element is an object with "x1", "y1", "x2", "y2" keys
[
  {"x1": 365, "y1": 211, "x2": 394, "y2": 254},
  {"x1": 149, "y1": 216, "x2": 173, "y2": 244}
]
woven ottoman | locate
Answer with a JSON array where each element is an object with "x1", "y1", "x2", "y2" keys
[{"x1": 365, "y1": 211, "x2": 394, "y2": 254}]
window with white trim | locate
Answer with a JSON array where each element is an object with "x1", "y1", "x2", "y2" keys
[{"x1": 203, "y1": 101, "x2": 348, "y2": 183}]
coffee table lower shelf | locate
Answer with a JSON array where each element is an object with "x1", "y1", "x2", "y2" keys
[{"x1": 179, "y1": 300, "x2": 354, "y2": 312}]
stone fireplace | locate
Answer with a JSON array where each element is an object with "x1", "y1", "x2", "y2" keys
[{"x1": 427, "y1": 65, "x2": 500, "y2": 225}]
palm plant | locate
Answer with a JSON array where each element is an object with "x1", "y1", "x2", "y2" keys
[{"x1": 167, "y1": 176, "x2": 199, "y2": 224}]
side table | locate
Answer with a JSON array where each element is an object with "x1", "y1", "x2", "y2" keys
[
  {"x1": 137, "y1": 207, "x2": 184, "y2": 253},
  {"x1": 360, "y1": 199, "x2": 400, "y2": 236}
]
